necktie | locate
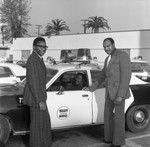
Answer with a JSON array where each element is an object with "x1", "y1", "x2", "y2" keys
[
  {"x1": 107, "y1": 55, "x2": 111, "y2": 67},
  {"x1": 41, "y1": 57, "x2": 44, "y2": 62}
]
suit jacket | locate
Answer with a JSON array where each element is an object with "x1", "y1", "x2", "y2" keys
[
  {"x1": 23, "y1": 51, "x2": 47, "y2": 106},
  {"x1": 92, "y1": 50, "x2": 131, "y2": 100}
]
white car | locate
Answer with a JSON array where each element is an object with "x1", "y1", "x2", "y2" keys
[
  {"x1": 131, "y1": 60, "x2": 150, "y2": 82},
  {"x1": 45, "y1": 62, "x2": 149, "y2": 132},
  {"x1": 0, "y1": 63, "x2": 26, "y2": 85}
]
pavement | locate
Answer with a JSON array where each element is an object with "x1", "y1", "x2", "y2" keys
[
  {"x1": 5, "y1": 134, "x2": 150, "y2": 147},
  {"x1": 51, "y1": 133, "x2": 150, "y2": 147},
  {"x1": 5, "y1": 126, "x2": 150, "y2": 147}
]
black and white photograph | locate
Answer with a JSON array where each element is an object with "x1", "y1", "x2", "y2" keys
[{"x1": 0, "y1": 0, "x2": 150, "y2": 147}]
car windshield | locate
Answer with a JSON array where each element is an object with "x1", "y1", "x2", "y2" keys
[
  {"x1": 131, "y1": 62, "x2": 150, "y2": 72},
  {"x1": 46, "y1": 68, "x2": 58, "y2": 83}
]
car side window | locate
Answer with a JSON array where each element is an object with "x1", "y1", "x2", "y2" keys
[
  {"x1": 47, "y1": 71, "x2": 88, "y2": 91},
  {"x1": 131, "y1": 63, "x2": 142, "y2": 72},
  {"x1": 0, "y1": 67, "x2": 14, "y2": 78}
]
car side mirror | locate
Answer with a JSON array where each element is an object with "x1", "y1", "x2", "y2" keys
[{"x1": 57, "y1": 86, "x2": 64, "y2": 95}]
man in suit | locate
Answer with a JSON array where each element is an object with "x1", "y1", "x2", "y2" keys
[
  {"x1": 90, "y1": 38, "x2": 131, "y2": 147},
  {"x1": 23, "y1": 37, "x2": 52, "y2": 147}
]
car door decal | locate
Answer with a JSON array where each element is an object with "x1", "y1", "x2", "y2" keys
[{"x1": 57, "y1": 106, "x2": 70, "y2": 120}]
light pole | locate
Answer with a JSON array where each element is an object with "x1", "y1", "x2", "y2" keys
[
  {"x1": 35, "y1": 24, "x2": 42, "y2": 36},
  {"x1": 81, "y1": 19, "x2": 88, "y2": 34}
]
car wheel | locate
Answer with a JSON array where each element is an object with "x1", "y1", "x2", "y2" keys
[
  {"x1": 126, "y1": 105, "x2": 150, "y2": 133},
  {"x1": 0, "y1": 115, "x2": 11, "y2": 145}
]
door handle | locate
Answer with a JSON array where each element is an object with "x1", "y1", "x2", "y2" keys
[{"x1": 82, "y1": 94, "x2": 89, "y2": 97}]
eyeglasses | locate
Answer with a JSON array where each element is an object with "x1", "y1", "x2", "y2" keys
[{"x1": 35, "y1": 45, "x2": 48, "y2": 49}]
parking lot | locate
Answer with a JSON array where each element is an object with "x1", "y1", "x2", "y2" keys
[{"x1": 5, "y1": 125, "x2": 150, "y2": 147}]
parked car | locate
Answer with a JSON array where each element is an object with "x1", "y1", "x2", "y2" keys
[
  {"x1": 16, "y1": 60, "x2": 27, "y2": 68},
  {"x1": 131, "y1": 60, "x2": 150, "y2": 82},
  {"x1": 0, "y1": 63, "x2": 26, "y2": 85},
  {"x1": 0, "y1": 60, "x2": 150, "y2": 145},
  {"x1": 0, "y1": 56, "x2": 7, "y2": 63}
]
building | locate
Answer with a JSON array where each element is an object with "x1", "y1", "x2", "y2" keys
[{"x1": 10, "y1": 29, "x2": 150, "y2": 63}]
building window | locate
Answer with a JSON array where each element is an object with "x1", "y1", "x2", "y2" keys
[{"x1": 21, "y1": 50, "x2": 30, "y2": 60}]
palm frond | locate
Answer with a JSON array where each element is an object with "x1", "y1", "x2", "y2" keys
[{"x1": 45, "y1": 19, "x2": 70, "y2": 35}]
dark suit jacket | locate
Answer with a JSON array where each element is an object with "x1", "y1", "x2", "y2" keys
[
  {"x1": 23, "y1": 51, "x2": 47, "y2": 106},
  {"x1": 92, "y1": 50, "x2": 131, "y2": 100}
]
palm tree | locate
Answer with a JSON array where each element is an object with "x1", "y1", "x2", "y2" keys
[
  {"x1": 83, "y1": 16, "x2": 111, "y2": 33},
  {"x1": 45, "y1": 19, "x2": 70, "y2": 36},
  {"x1": 0, "y1": 0, "x2": 31, "y2": 42}
]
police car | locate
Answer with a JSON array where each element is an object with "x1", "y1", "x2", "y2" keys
[
  {"x1": 131, "y1": 60, "x2": 150, "y2": 82},
  {"x1": 0, "y1": 63, "x2": 26, "y2": 85},
  {"x1": 0, "y1": 56, "x2": 150, "y2": 145}
]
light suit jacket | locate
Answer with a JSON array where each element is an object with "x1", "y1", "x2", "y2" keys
[{"x1": 91, "y1": 50, "x2": 131, "y2": 100}]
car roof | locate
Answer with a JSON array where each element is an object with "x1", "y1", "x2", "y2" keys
[
  {"x1": 46, "y1": 62, "x2": 101, "y2": 72},
  {"x1": 131, "y1": 60, "x2": 148, "y2": 63},
  {"x1": 0, "y1": 63, "x2": 26, "y2": 76}
]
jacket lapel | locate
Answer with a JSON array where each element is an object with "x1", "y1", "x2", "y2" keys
[
  {"x1": 39, "y1": 57, "x2": 46, "y2": 75},
  {"x1": 107, "y1": 50, "x2": 118, "y2": 70},
  {"x1": 33, "y1": 52, "x2": 46, "y2": 75}
]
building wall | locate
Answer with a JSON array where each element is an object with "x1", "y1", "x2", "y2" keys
[
  {"x1": 130, "y1": 48, "x2": 150, "y2": 62},
  {"x1": 44, "y1": 49, "x2": 60, "y2": 61},
  {"x1": 0, "y1": 44, "x2": 12, "y2": 61},
  {"x1": 10, "y1": 30, "x2": 150, "y2": 63},
  {"x1": 12, "y1": 51, "x2": 22, "y2": 62}
]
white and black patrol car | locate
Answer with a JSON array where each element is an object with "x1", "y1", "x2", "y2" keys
[
  {"x1": 131, "y1": 60, "x2": 150, "y2": 82},
  {"x1": 0, "y1": 57, "x2": 150, "y2": 145}
]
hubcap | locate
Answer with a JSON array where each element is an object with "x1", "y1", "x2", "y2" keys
[{"x1": 134, "y1": 110, "x2": 145, "y2": 123}]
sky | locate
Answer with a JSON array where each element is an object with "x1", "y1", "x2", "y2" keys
[
  {"x1": 3, "y1": 0, "x2": 150, "y2": 36},
  {"x1": 28, "y1": 0, "x2": 150, "y2": 36}
]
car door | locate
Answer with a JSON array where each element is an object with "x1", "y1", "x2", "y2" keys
[
  {"x1": 90, "y1": 70, "x2": 106, "y2": 124},
  {"x1": 46, "y1": 70, "x2": 93, "y2": 129}
]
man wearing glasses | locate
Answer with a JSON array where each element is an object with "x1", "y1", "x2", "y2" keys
[{"x1": 24, "y1": 37, "x2": 52, "y2": 147}]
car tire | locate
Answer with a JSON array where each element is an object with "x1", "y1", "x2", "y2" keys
[
  {"x1": 126, "y1": 105, "x2": 150, "y2": 133},
  {"x1": 0, "y1": 115, "x2": 11, "y2": 145}
]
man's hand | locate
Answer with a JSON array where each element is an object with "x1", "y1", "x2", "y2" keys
[
  {"x1": 88, "y1": 81, "x2": 99, "y2": 92},
  {"x1": 39, "y1": 101, "x2": 47, "y2": 110},
  {"x1": 82, "y1": 82, "x2": 98, "y2": 92},
  {"x1": 82, "y1": 87, "x2": 90, "y2": 91},
  {"x1": 115, "y1": 97, "x2": 123, "y2": 105}
]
